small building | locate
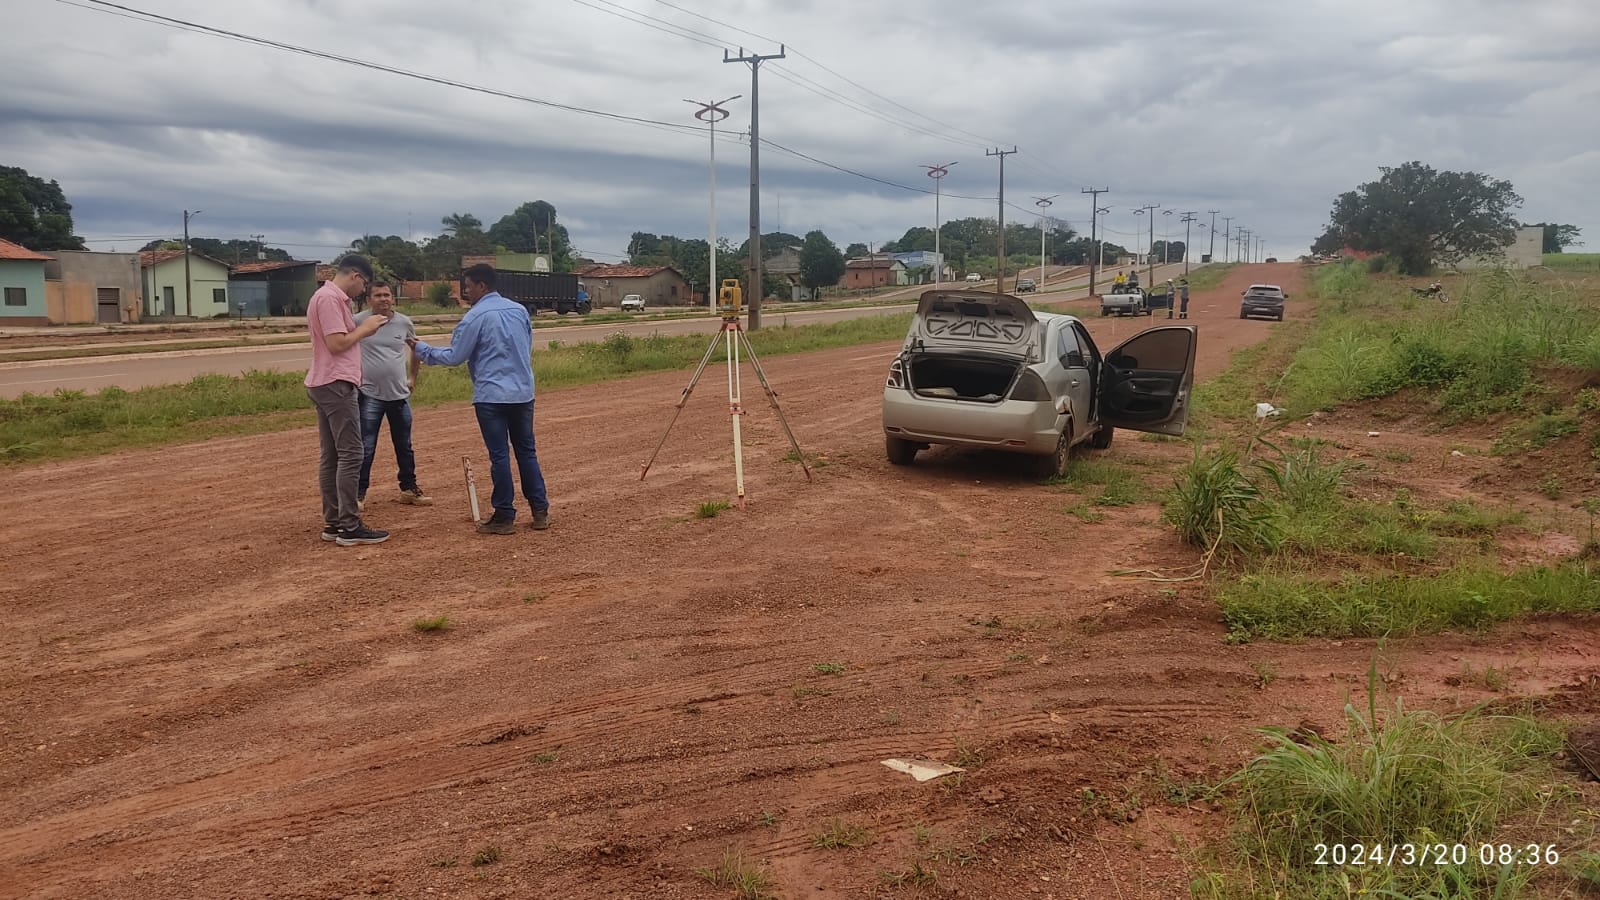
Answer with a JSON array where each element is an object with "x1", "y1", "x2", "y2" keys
[
  {"x1": 140, "y1": 249, "x2": 232, "y2": 318},
  {"x1": 842, "y1": 257, "x2": 907, "y2": 290},
  {"x1": 1456, "y1": 225, "x2": 1544, "y2": 270},
  {"x1": 887, "y1": 250, "x2": 945, "y2": 276},
  {"x1": 573, "y1": 264, "x2": 692, "y2": 307},
  {"x1": 0, "y1": 238, "x2": 52, "y2": 326},
  {"x1": 43, "y1": 250, "x2": 143, "y2": 324},
  {"x1": 230, "y1": 260, "x2": 318, "y2": 317}
]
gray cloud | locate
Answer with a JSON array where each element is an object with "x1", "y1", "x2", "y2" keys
[{"x1": 2, "y1": 0, "x2": 1596, "y2": 261}]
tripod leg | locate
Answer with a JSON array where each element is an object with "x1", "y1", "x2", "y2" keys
[
  {"x1": 737, "y1": 327, "x2": 813, "y2": 482},
  {"x1": 640, "y1": 328, "x2": 723, "y2": 480},
  {"x1": 728, "y1": 326, "x2": 746, "y2": 508}
]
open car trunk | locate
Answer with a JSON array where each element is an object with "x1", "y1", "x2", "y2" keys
[{"x1": 909, "y1": 353, "x2": 1023, "y2": 402}]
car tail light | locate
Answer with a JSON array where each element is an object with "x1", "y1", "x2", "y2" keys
[
  {"x1": 1010, "y1": 370, "x2": 1050, "y2": 401},
  {"x1": 885, "y1": 357, "x2": 907, "y2": 389}
]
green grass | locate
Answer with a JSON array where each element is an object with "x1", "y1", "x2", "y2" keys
[
  {"x1": 412, "y1": 615, "x2": 451, "y2": 633},
  {"x1": 1198, "y1": 681, "x2": 1576, "y2": 899},
  {"x1": 811, "y1": 819, "x2": 874, "y2": 850},
  {"x1": 1047, "y1": 458, "x2": 1148, "y2": 507},
  {"x1": 695, "y1": 500, "x2": 731, "y2": 519},
  {"x1": 0, "y1": 313, "x2": 912, "y2": 464},
  {"x1": 1182, "y1": 262, "x2": 1240, "y2": 292},
  {"x1": 811, "y1": 662, "x2": 845, "y2": 675},
  {"x1": 1218, "y1": 561, "x2": 1600, "y2": 642},
  {"x1": 694, "y1": 849, "x2": 775, "y2": 900},
  {"x1": 1278, "y1": 262, "x2": 1600, "y2": 421},
  {"x1": 470, "y1": 845, "x2": 501, "y2": 866},
  {"x1": 1542, "y1": 252, "x2": 1600, "y2": 272}
]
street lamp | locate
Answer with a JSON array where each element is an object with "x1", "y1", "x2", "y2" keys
[
  {"x1": 1162, "y1": 209, "x2": 1174, "y2": 265},
  {"x1": 921, "y1": 162, "x2": 957, "y2": 283},
  {"x1": 183, "y1": 209, "x2": 202, "y2": 318},
  {"x1": 1096, "y1": 206, "x2": 1111, "y2": 273},
  {"x1": 687, "y1": 94, "x2": 741, "y2": 313},
  {"x1": 1034, "y1": 195, "x2": 1056, "y2": 291}
]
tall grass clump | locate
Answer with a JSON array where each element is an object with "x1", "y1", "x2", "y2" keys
[
  {"x1": 1198, "y1": 678, "x2": 1571, "y2": 899},
  {"x1": 1163, "y1": 447, "x2": 1284, "y2": 563}
]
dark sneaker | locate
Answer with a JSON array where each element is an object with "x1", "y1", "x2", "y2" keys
[
  {"x1": 399, "y1": 488, "x2": 433, "y2": 506},
  {"x1": 531, "y1": 509, "x2": 551, "y2": 531},
  {"x1": 335, "y1": 522, "x2": 390, "y2": 546},
  {"x1": 476, "y1": 518, "x2": 516, "y2": 535},
  {"x1": 321, "y1": 525, "x2": 340, "y2": 543}
]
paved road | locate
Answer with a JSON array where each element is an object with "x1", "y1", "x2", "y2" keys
[{"x1": 0, "y1": 263, "x2": 1193, "y2": 398}]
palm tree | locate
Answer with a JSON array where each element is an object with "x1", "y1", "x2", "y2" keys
[{"x1": 440, "y1": 213, "x2": 482, "y2": 236}]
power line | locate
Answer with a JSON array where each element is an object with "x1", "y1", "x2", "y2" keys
[{"x1": 647, "y1": 0, "x2": 1006, "y2": 147}]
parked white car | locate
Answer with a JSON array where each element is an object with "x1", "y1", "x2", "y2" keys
[
  {"x1": 882, "y1": 289, "x2": 1197, "y2": 477},
  {"x1": 964, "y1": 272, "x2": 983, "y2": 283},
  {"x1": 620, "y1": 294, "x2": 646, "y2": 311}
]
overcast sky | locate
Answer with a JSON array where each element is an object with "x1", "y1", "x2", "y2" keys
[{"x1": 4, "y1": 0, "x2": 1597, "y2": 263}]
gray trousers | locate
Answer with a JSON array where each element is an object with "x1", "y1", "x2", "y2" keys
[{"x1": 307, "y1": 380, "x2": 363, "y2": 530}]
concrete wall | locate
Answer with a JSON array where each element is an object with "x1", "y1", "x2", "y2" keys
[
  {"x1": 144, "y1": 255, "x2": 231, "y2": 318},
  {"x1": 1457, "y1": 226, "x2": 1544, "y2": 270},
  {"x1": 44, "y1": 251, "x2": 142, "y2": 324},
  {"x1": 0, "y1": 259, "x2": 49, "y2": 325}
]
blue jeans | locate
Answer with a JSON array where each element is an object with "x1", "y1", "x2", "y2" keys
[
  {"x1": 358, "y1": 393, "x2": 418, "y2": 497},
  {"x1": 473, "y1": 401, "x2": 549, "y2": 522}
]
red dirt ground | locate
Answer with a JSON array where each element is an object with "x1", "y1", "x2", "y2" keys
[{"x1": 3, "y1": 263, "x2": 1596, "y2": 899}]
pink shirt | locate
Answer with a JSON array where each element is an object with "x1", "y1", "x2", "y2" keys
[{"x1": 304, "y1": 282, "x2": 362, "y2": 388}]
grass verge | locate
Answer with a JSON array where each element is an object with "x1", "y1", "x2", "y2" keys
[
  {"x1": 1195, "y1": 678, "x2": 1584, "y2": 899},
  {"x1": 0, "y1": 313, "x2": 911, "y2": 464}
]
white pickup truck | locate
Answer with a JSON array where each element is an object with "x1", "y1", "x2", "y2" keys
[{"x1": 1100, "y1": 284, "x2": 1148, "y2": 316}]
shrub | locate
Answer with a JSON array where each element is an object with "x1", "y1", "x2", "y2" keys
[{"x1": 426, "y1": 281, "x2": 455, "y2": 307}]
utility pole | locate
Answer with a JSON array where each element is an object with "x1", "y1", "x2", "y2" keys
[
  {"x1": 1206, "y1": 210, "x2": 1219, "y2": 263},
  {"x1": 986, "y1": 146, "x2": 1017, "y2": 294},
  {"x1": 1180, "y1": 212, "x2": 1198, "y2": 277},
  {"x1": 1096, "y1": 206, "x2": 1110, "y2": 274},
  {"x1": 725, "y1": 45, "x2": 785, "y2": 329},
  {"x1": 688, "y1": 94, "x2": 741, "y2": 313},
  {"x1": 1034, "y1": 196, "x2": 1056, "y2": 290},
  {"x1": 1162, "y1": 210, "x2": 1174, "y2": 265},
  {"x1": 1134, "y1": 203, "x2": 1159, "y2": 287},
  {"x1": 922, "y1": 162, "x2": 957, "y2": 284},
  {"x1": 183, "y1": 209, "x2": 202, "y2": 317},
  {"x1": 1081, "y1": 187, "x2": 1108, "y2": 295},
  {"x1": 1221, "y1": 216, "x2": 1233, "y2": 263},
  {"x1": 250, "y1": 233, "x2": 266, "y2": 261}
]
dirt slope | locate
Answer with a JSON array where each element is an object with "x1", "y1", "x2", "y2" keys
[{"x1": 3, "y1": 263, "x2": 1595, "y2": 899}]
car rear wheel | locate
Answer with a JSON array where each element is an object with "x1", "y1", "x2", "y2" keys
[
  {"x1": 1240, "y1": 311, "x2": 1248, "y2": 319},
  {"x1": 1277, "y1": 313, "x2": 1285, "y2": 321},
  {"x1": 1032, "y1": 423, "x2": 1073, "y2": 479},
  {"x1": 1089, "y1": 424, "x2": 1114, "y2": 449},
  {"x1": 886, "y1": 435, "x2": 918, "y2": 466}
]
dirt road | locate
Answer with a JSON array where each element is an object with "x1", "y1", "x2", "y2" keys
[{"x1": 5, "y1": 263, "x2": 1590, "y2": 898}]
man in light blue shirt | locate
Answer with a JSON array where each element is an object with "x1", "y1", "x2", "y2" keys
[{"x1": 408, "y1": 263, "x2": 551, "y2": 534}]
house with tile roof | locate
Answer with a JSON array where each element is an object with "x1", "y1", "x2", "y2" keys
[
  {"x1": 230, "y1": 259, "x2": 318, "y2": 316},
  {"x1": 140, "y1": 248, "x2": 231, "y2": 318},
  {"x1": 572, "y1": 264, "x2": 692, "y2": 308},
  {"x1": 0, "y1": 238, "x2": 54, "y2": 326}
]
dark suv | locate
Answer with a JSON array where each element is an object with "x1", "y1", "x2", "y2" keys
[{"x1": 1240, "y1": 284, "x2": 1286, "y2": 321}]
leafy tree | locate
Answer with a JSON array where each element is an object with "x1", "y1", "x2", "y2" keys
[
  {"x1": 844, "y1": 242, "x2": 870, "y2": 259},
  {"x1": 888, "y1": 226, "x2": 937, "y2": 253},
  {"x1": 1311, "y1": 161, "x2": 1522, "y2": 274},
  {"x1": 489, "y1": 200, "x2": 573, "y2": 269},
  {"x1": 0, "y1": 166, "x2": 85, "y2": 251},
  {"x1": 736, "y1": 231, "x2": 804, "y2": 259},
  {"x1": 1523, "y1": 222, "x2": 1583, "y2": 253},
  {"x1": 1149, "y1": 240, "x2": 1186, "y2": 263},
  {"x1": 140, "y1": 237, "x2": 293, "y2": 264},
  {"x1": 797, "y1": 230, "x2": 845, "y2": 290}
]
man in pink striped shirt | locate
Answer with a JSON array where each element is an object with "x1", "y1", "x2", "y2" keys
[{"x1": 306, "y1": 255, "x2": 390, "y2": 546}]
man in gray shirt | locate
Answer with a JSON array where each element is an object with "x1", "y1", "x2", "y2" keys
[{"x1": 355, "y1": 281, "x2": 432, "y2": 508}]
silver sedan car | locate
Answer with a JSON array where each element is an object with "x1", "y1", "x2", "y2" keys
[{"x1": 882, "y1": 289, "x2": 1197, "y2": 476}]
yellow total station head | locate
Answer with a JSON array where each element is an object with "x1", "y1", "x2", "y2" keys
[{"x1": 717, "y1": 278, "x2": 743, "y2": 315}]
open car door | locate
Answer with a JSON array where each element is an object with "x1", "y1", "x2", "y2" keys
[{"x1": 1097, "y1": 326, "x2": 1197, "y2": 436}]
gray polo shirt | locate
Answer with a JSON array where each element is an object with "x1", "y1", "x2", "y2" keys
[{"x1": 353, "y1": 310, "x2": 417, "y2": 401}]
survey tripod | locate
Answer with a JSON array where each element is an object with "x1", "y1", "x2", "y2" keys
[{"x1": 639, "y1": 279, "x2": 812, "y2": 507}]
